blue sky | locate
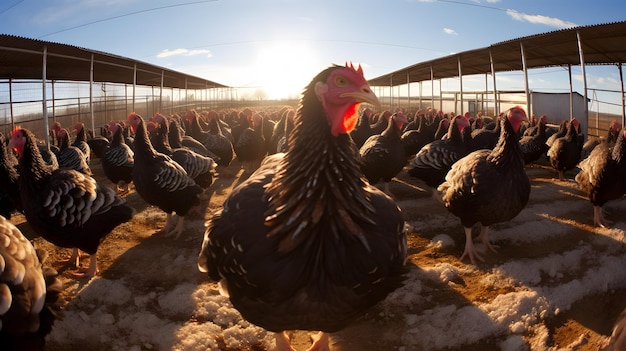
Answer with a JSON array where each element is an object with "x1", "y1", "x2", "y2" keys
[{"x1": 1, "y1": 0, "x2": 625, "y2": 100}]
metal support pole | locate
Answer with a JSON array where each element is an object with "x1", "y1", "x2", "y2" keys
[
  {"x1": 458, "y1": 56, "x2": 463, "y2": 115},
  {"x1": 407, "y1": 72, "x2": 411, "y2": 112},
  {"x1": 419, "y1": 81, "x2": 422, "y2": 110},
  {"x1": 576, "y1": 30, "x2": 589, "y2": 141},
  {"x1": 430, "y1": 66, "x2": 434, "y2": 109},
  {"x1": 9, "y1": 78, "x2": 14, "y2": 130},
  {"x1": 617, "y1": 62, "x2": 626, "y2": 126},
  {"x1": 520, "y1": 41, "x2": 531, "y2": 115},
  {"x1": 160, "y1": 70, "x2": 164, "y2": 112},
  {"x1": 490, "y1": 49, "x2": 498, "y2": 116},
  {"x1": 132, "y1": 63, "x2": 137, "y2": 113},
  {"x1": 568, "y1": 64, "x2": 574, "y2": 120},
  {"x1": 89, "y1": 54, "x2": 95, "y2": 133},
  {"x1": 42, "y1": 45, "x2": 50, "y2": 147}
]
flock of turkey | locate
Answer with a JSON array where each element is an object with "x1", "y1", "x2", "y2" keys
[{"x1": 1, "y1": 64, "x2": 625, "y2": 350}]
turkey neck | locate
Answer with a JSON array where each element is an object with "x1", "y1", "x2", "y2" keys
[
  {"x1": 487, "y1": 117, "x2": 524, "y2": 168},
  {"x1": 110, "y1": 127, "x2": 126, "y2": 148},
  {"x1": 133, "y1": 118, "x2": 158, "y2": 159},
  {"x1": 75, "y1": 127, "x2": 86, "y2": 143},
  {"x1": 612, "y1": 132, "x2": 626, "y2": 164},
  {"x1": 18, "y1": 134, "x2": 53, "y2": 192},
  {"x1": 382, "y1": 116, "x2": 401, "y2": 138},
  {"x1": 264, "y1": 93, "x2": 376, "y2": 254}
]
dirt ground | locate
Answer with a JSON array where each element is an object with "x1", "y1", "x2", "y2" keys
[{"x1": 12, "y1": 153, "x2": 626, "y2": 351}]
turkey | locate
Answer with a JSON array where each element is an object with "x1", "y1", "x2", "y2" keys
[
  {"x1": 519, "y1": 114, "x2": 548, "y2": 165},
  {"x1": 151, "y1": 113, "x2": 217, "y2": 190},
  {"x1": 522, "y1": 114, "x2": 541, "y2": 137},
  {"x1": 206, "y1": 110, "x2": 234, "y2": 143},
  {"x1": 269, "y1": 108, "x2": 296, "y2": 154},
  {"x1": 547, "y1": 118, "x2": 583, "y2": 180},
  {"x1": 545, "y1": 119, "x2": 569, "y2": 149},
  {"x1": 438, "y1": 106, "x2": 530, "y2": 264},
  {"x1": 0, "y1": 216, "x2": 63, "y2": 350},
  {"x1": 433, "y1": 117, "x2": 450, "y2": 141},
  {"x1": 407, "y1": 115, "x2": 471, "y2": 197},
  {"x1": 9, "y1": 126, "x2": 135, "y2": 278},
  {"x1": 198, "y1": 63, "x2": 407, "y2": 351},
  {"x1": 234, "y1": 112, "x2": 267, "y2": 173},
  {"x1": 0, "y1": 131, "x2": 21, "y2": 219},
  {"x1": 101, "y1": 122, "x2": 134, "y2": 194},
  {"x1": 469, "y1": 114, "x2": 501, "y2": 151},
  {"x1": 400, "y1": 111, "x2": 437, "y2": 157},
  {"x1": 72, "y1": 122, "x2": 91, "y2": 165},
  {"x1": 86, "y1": 133, "x2": 110, "y2": 159},
  {"x1": 575, "y1": 129, "x2": 626, "y2": 228},
  {"x1": 55, "y1": 128, "x2": 92, "y2": 176},
  {"x1": 580, "y1": 119, "x2": 622, "y2": 162},
  {"x1": 184, "y1": 109, "x2": 235, "y2": 167},
  {"x1": 370, "y1": 110, "x2": 391, "y2": 136},
  {"x1": 360, "y1": 111, "x2": 408, "y2": 196},
  {"x1": 128, "y1": 112, "x2": 204, "y2": 239},
  {"x1": 349, "y1": 107, "x2": 375, "y2": 148},
  {"x1": 167, "y1": 116, "x2": 214, "y2": 158}
]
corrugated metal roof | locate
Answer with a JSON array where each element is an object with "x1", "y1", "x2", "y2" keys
[
  {"x1": 368, "y1": 21, "x2": 626, "y2": 87},
  {"x1": 0, "y1": 34, "x2": 228, "y2": 89}
]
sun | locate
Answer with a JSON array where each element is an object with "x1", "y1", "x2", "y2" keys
[{"x1": 254, "y1": 41, "x2": 318, "y2": 100}]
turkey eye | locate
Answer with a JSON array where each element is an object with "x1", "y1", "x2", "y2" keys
[{"x1": 334, "y1": 76, "x2": 347, "y2": 87}]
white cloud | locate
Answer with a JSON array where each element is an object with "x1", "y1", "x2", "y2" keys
[
  {"x1": 506, "y1": 9, "x2": 577, "y2": 29},
  {"x1": 157, "y1": 48, "x2": 212, "y2": 58},
  {"x1": 443, "y1": 28, "x2": 458, "y2": 35}
]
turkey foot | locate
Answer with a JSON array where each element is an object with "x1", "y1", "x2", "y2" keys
[
  {"x1": 460, "y1": 227, "x2": 485, "y2": 264},
  {"x1": 273, "y1": 331, "x2": 296, "y2": 351},
  {"x1": 72, "y1": 255, "x2": 98, "y2": 278},
  {"x1": 307, "y1": 331, "x2": 331, "y2": 351},
  {"x1": 594, "y1": 205, "x2": 612, "y2": 228},
  {"x1": 476, "y1": 225, "x2": 499, "y2": 253},
  {"x1": 63, "y1": 248, "x2": 89, "y2": 268}
]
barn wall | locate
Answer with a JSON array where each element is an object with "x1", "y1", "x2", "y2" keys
[{"x1": 531, "y1": 91, "x2": 588, "y2": 138}]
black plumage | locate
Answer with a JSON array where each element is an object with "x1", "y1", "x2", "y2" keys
[
  {"x1": 400, "y1": 113, "x2": 436, "y2": 157},
  {"x1": 0, "y1": 132, "x2": 21, "y2": 219},
  {"x1": 469, "y1": 115, "x2": 501, "y2": 151},
  {"x1": 575, "y1": 129, "x2": 626, "y2": 228},
  {"x1": 184, "y1": 110, "x2": 234, "y2": 167},
  {"x1": 86, "y1": 135, "x2": 110, "y2": 159},
  {"x1": 55, "y1": 128, "x2": 92, "y2": 176},
  {"x1": 101, "y1": 122, "x2": 134, "y2": 194},
  {"x1": 438, "y1": 106, "x2": 530, "y2": 264},
  {"x1": 580, "y1": 119, "x2": 622, "y2": 162},
  {"x1": 72, "y1": 122, "x2": 91, "y2": 165},
  {"x1": 519, "y1": 114, "x2": 549, "y2": 165},
  {"x1": 128, "y1": 113, "x2": 204, "y2": 239},
  {"x1": 349, "y1": 107, "x2": 375, "y2": 148},
  {"x1": 234, "y1": 113, "x2": 267, "y2": 173},
  {"x1": 150, "y1": 113, "x2": 217, "y2": 190},
  {"x1": 268, "y1": 108, "x2": 296, "y2": 154},
  {"x1": 9, "y1": 127, "x2": 135, "y2": 278},
  {"x1": 198, "y1": 64, "x2": 407, "y2": 351},
  {"x1": 547, "y1": 118, "x2": 583, "y2": 180},
  {"x1": 407, "y1": 115, "x2": 471, "y2": 194},
  {"x1": 360, "y1": 111, "x2": 408, "y2": 196}
]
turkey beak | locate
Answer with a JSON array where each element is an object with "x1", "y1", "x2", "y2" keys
[{"x1": 341, "y1": 85, "x2": 381, "y2": 110}]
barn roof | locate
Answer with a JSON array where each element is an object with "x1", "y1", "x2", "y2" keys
[
  {"x1": 0, "y1": 34, "x2": 228, "y2": 89},
  {"x1": 368, "y1": 21, "x2": 626, "y2": 87}
]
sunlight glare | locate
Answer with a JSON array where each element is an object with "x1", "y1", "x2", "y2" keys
[{"x1": 254, "y1": 42, "x2": 318, "y2": 100}]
